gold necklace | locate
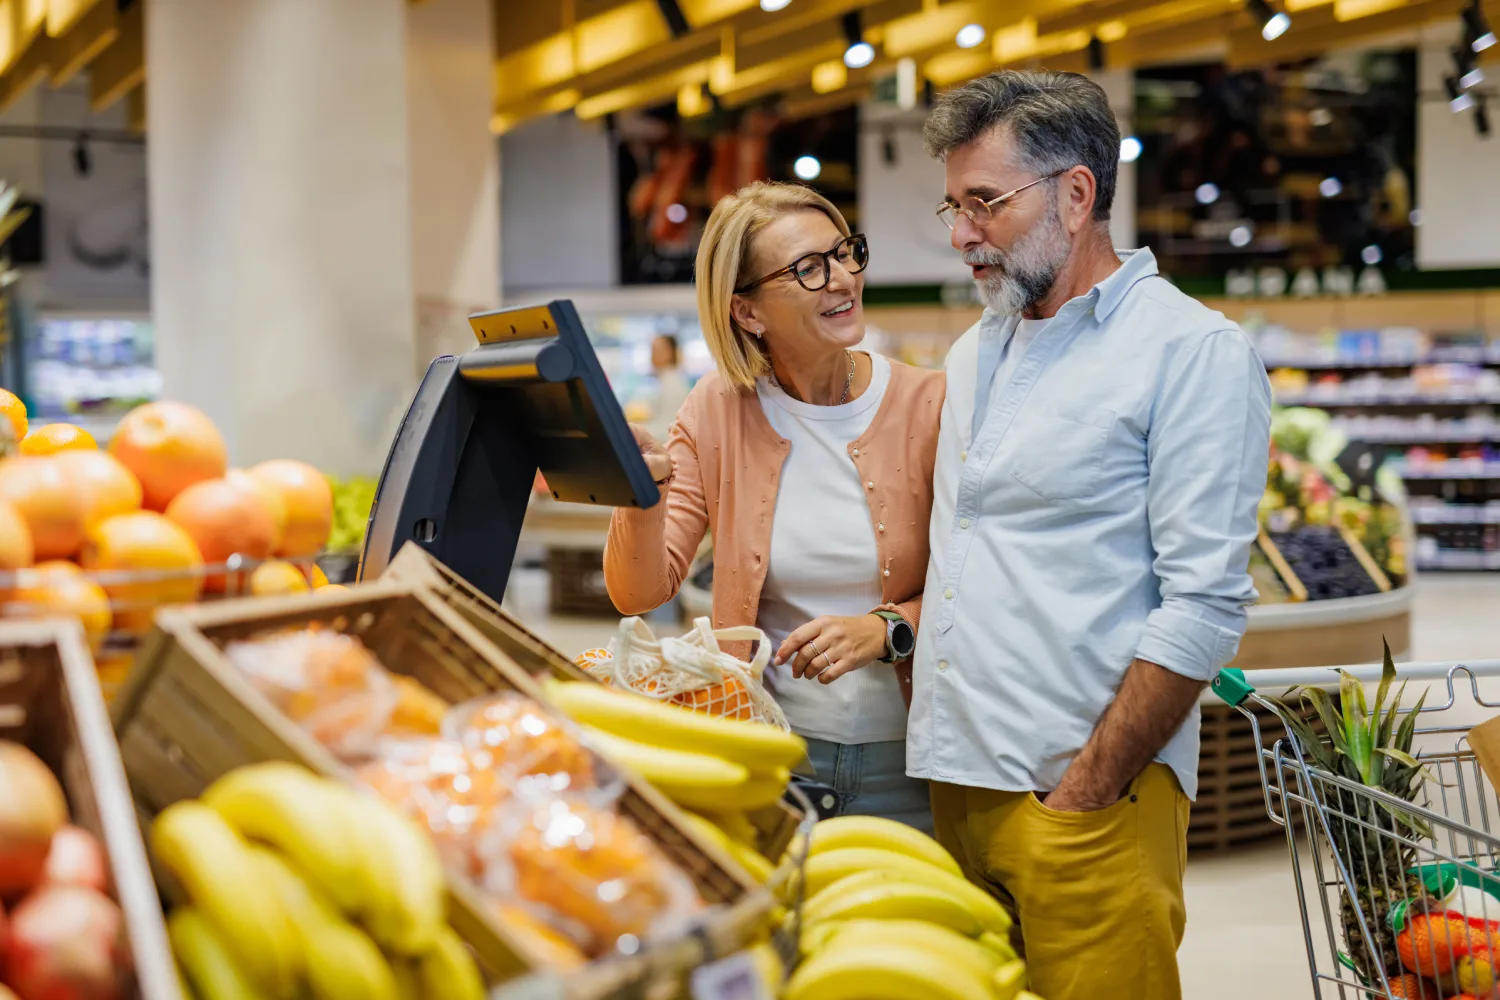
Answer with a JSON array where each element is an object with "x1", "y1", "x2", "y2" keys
[{"x1": 770, "y1": 350, "x2": 856, "y2": 404}]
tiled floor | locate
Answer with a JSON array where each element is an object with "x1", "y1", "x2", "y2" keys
[{"x1": 516, "y1": 573, "x2": 1500, "y2": 999}]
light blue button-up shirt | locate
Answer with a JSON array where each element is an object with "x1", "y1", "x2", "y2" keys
[{"x1": 905, "y1": 248, "x2": 1272, "y2": 800}]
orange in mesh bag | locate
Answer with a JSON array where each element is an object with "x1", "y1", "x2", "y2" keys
[
  {"x1": 476, "y1": 794, "x2": 703, "y2": 955},
  {"x1": 442, "y1": 692, "x2": 600, "y2": 797},
  {"x1": 581, "y1": 617, "x2": 789, "y2": 730}
]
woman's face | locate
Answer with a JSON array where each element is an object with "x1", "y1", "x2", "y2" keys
[{"x1": 731, "y1": 209, "x2": 865, "y2": 358}]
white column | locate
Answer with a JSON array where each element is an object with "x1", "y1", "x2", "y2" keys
[
  {"x1": 1416, "y1": 24, "x2": 1500, "y2": 268},
  {"x1": 146, "y1": 0, "x2": 416, "y2": 476},
  {"x1": 406, "y1": 0, "x2": 500, "y2": 363}
]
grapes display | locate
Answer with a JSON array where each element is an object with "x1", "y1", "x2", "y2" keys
[{"x1": 1265, "y1": 527, "x2": 1383, "y2": 601}]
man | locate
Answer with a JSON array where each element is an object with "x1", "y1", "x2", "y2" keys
[
  {"x1": 907, "y1": 70, "x2": 1271, "y2": 1000},
  {"x1": 646, "y1": 332, "x2": 692, "y2": 441}
]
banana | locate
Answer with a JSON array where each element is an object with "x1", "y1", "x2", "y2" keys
[
  {"x1": 980, "y1": 930, "x2": 1019, "y2": 962},
  {"x1": 727, "y1": 839, "x2": 775, "y2": 884},
  {"x1": 201, "y1": 762, "x2": 369, "y2": 914},
  {"x1": 699, "y1": 810, "x2": 759, "y2": 846},
  {"x1": 304, "y1": 918, "x2": 402, "y2": 1000},
  {"x1": 543, "y1": 679, "x2": 806, "y2": 771},
  {"x1": 804, "y1": 849, "x2": 1012, "y2": 933},
  {"x1": 391, "y1": 958, "x2": 421, "y2": 1000},
  {"x1": 784, "y1": 939, "x2": 992, "y2": 1000},
  {"x1": 807, "y1": 816, "x2": 962, "y2": 877},
  {"x1": 152, "y1": 801, "x2": 300, "y2": 999},
  {"x1": 581, "y1": 726, "x2": 751, "y2": 810},
  {"x1": 169, "y1": 907, "x2": 269, "y2": 1000},
  {"x1": 992, "y1": 959, "x2": 1029, "y2": 1000},
  {"x1": 800, "y1": 918, "x2": 1004, "y2": 984},
  {"x1": 414, "y1": 925, "x2": 486, "y2": 1000},
  {"x1": 801, "y1": 879, "x2": 983, "y2": 937},
  {"x1": 744, "y1": 941, "x2": 784, "y2": 994},
  {"x1": 348, "y1": 790, "x2": 446, "y2": 955},
  {"x1": 245, "y1": 844, "x2": 339, "y2": 933},
  {"x1": 678, "y1": 811, "x2": 734, "y2": 852}
]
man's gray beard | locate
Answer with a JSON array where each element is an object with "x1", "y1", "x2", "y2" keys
[{"x1": 966, "y1": 211, "x2": 1072, "y2": 316}]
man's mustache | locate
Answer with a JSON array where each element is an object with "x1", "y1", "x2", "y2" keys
[{"x1": 963, "y1": 249, "x2": 1006, "y2": 268}]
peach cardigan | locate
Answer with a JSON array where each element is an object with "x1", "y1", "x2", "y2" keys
[{"x1": 603, "y1": 361, "x2": 945, "y2": 661}]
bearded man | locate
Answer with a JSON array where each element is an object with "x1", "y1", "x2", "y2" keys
[{"x1": 906, "y1": 70, "x2": 1272, "y2": 1000}]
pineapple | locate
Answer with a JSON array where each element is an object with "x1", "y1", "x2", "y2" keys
[{"x1": 1276, "y1": 639, "x2": 1431, "y2": 984}]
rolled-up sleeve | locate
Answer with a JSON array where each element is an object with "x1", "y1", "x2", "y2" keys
[{"x1": 1135, "y1": 328, "x2": 1273, "y2": 682}]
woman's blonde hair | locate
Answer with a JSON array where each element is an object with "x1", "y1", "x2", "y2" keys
[{"x1": 695, "y1": 181, "x2": 851, "y2": 391}]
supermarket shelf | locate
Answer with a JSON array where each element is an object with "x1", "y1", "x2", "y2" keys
[
  {"x1": 1274, "y1": 392, "x2": 1500, "y2": 407},
  {"x1": 1264, "y1": 355, "x2": 1500, "y2": 370},
  {"x1": 1243, "y1": 584, "x2": 1413, "y2": 630},
  {"x1": 1417, "y1": 551, "x2": 1500, "y2": 571},
  {"x1": 1392, "y1": 462, "x2": 1500, "y2": 480},
  {"x1": 1411, "y1": 506, "x2": 1500, "y2": 525},
  {"x1": 1342, "y1": 429, "x2": 1500, "y2": 444}
]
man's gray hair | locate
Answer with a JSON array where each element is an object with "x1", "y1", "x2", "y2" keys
[{"x1": 923, "y1": 70, "x2": 1121, "y2": 223}]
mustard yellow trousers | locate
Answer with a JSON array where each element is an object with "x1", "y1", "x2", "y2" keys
[{"x1": 928, "y1": 763, "x2": 1191, "y2": 1000}]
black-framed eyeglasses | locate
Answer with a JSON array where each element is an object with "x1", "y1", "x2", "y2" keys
[
  {"x1": 936, "y1": 169, "x2": 1070, "y2": 230},
  {"x1": 735, "y1": 234, "x2": 870, "y2": 294}
]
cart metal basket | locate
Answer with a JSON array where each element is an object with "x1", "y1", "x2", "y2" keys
[{"x1": 1213, "y1": 658, "x2": 1500, "y2": 999}]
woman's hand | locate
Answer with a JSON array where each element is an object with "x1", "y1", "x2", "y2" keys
[
  {"x1": 630, "y1": 424, "x2": 674, "y2": 484},
  {"x1": 775, "y1": 614, "x2": 889, "y2": 684}
]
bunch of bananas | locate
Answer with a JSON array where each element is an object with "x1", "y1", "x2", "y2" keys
[
  {"x1": 154, "y1": 762, "x2": 484, "y2": 1000},
  {"x1": 782, "y1": 816, "x2": 1043, "y2": 1000},
  {"x1": 543, "y1": 678, "x2": 805, "y2": 848}
]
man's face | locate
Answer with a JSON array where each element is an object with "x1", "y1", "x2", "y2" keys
[{"x1": 943, "y1": 128, "x2": 1073, "y2": 316}]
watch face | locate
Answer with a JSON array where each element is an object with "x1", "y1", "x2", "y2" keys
[{"x1": 891, "y1": 620, "x2": 916, "y2": 658}]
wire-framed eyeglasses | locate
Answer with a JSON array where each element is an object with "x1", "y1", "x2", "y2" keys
[
  {"x1": 936, "y1": 169, "x2": 1070, "y2": 230},
  {"x1": 735, "y1": 234, "x2": 870, "y2": 294}
]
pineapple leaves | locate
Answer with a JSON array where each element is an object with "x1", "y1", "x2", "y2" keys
[
  {"x1": 1291, "y1": 685, "x2": 1349, "y2": 758},
  {"x1": 1342, "y1": 670, "x2": 1375, "y2": 784}
]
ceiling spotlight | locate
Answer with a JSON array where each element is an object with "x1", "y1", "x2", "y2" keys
[
  {"x1": 1318, "y1": 176, "x2": 1342, "y2": 198},
  {"x1": 1088, "y1": 35, "x2": 1106, "y2": 70},
  {"x1": 1309, "y1": 107, "x2": 1333, "y2": 126},
  {"x1": 1463, "y1": 1, "x2": 1496, "y2": 52},
  {"x1": 841, "y1": 11, "x2": 874, "y2": 68},
  {"x1": 1409, "y1": 208, "x2": 1424, "y2": 226},
  {"x1": 1119, "y1": 136, "x2": 1143, "y2": 162},
  {"x1": 1247, "y1": 0, "x2": 1291, "y2": 40},
  {"x1": 1229, "y1": 225, "x2": 1253, "y2": 247},
  {"x1": 1463, "y1": 66, "x2": 1486, "y2": 89},
  {"x1": 793, "y1": 155, "x2": 822, "y2": 181},
  {"x1": 1361, "y1": 245, "x2": 1383, "y2": 265},
  {"x1": 955, "y1": 23, "x2": 986, "y2": 49},
  {"x1": 665, "y1": 203, "x2": 688, "y2": 224},
  {"x1": 760, "y1": 0, "x2": 791, "y2": 10},
  {"x1": 1447, "y1": 75, "x2": 1476, "y2": 112},
  {"x1": 1478, "y1": 96, "x2": 1492, "y2": 137},
  {"x1": 1195, "y1": 182, "x2": 1220, "y2": 205},
  {"x1": 1454, "y1": 43, "x2": 1480, "y2": 85},
  {"x1": 72, "y1": 134, "x2": 91, "y2": 177}
]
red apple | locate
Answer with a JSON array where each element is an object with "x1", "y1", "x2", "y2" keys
[
  {"x1": 5, "y1": 885, "x2": 124, "y2": 1000},
  {"x1": 38, "y1": 830, "x2": 105, "y2": 895},
  {"x1": 0, "y1": 744, "x2": 67, "y2": 899}
]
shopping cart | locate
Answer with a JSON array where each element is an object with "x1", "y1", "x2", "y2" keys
[{"x1": 1213, "y1": 658, "x2": 1500, "y2": 999}]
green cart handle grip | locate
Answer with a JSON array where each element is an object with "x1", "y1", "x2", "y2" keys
[{"x1": 1212, "y1": 667, "x2": 1255, "y2": 707}]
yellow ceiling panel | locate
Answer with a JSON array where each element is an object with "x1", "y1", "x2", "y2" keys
[
  {"x1": 491, "y1": 88, "x2": 582, "y2": 134},
  {"x1": 577, "y1": 0, "x2": 673, "y2": 73},
  {"x1": 576, "y1": 59, "x2": 713, "y2": 118},
  {"x1": 50, "y1": 0, "x2": 113, "y2": 85},
  {"x1": 680, "y1": 0, "x2": 763, "y2": 27},
  {"x1": 46, "y1": 0, "x2": 99, "y2": 36}
]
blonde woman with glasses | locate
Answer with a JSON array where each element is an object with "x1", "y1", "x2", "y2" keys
[{"x1": 604, "y1": 182, "x2": 944, "y2": 830}]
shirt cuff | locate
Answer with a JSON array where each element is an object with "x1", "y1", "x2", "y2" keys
[{"x1": 1135, "y1": 604, "x2": 1245, "y2": 682}]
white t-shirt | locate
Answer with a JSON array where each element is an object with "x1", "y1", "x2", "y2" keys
[{"x1": 755, "y1": 353, "x2": 906, "y2": 744}]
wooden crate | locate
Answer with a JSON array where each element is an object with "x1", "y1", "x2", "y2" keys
[
  {"x1": 1190, "y1": 698, "x2": 1323, "y2": 853},
  {"x1": 108, "y1": 583, "x2": 769, "y2": 992},
  {"x1": 546, "y1": 548, "x2": 617, "y2": 617},
  {"x1": 380, "y1": 544, "x2": 806, "y2": 860},
  {"x1": 0, "y1": 618, "x2": 180, "y2": 1000}
]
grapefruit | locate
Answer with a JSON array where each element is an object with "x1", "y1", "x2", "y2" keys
[
  {"x1": 0, "y1": 458, "x2": 88, "y2": 560},
  {"x1": 19, "y1": 424, "x2": 96, "y2": 456},
  {"x1": 0, "y1": 388, "x2": 27, "y2": 441},
  {"x1": 248, "y1": 559, "x2": 310, "y2": 597},
  {"x1": 226, "y1": 467, "x2": 286, "y2": 551},
  {"x1": 53, "y1": 450, "x2": 143, "y2": 529},
  {"x1": 248, "y1": 460, "x2": 332, "y2": 557},
  {"x1": 0, "y1": 497, "x2": 33, "y2": 571},
  {"x1": 165, "y1": 478, "x2": 277, "y2": 591},
  {"x1": 11, "y1": 562, "x2": 111, "y2": 651},
  {"x1": 80, "y1": 511, "x2": 204, "y2": 631},
  {"x1": 109, "y1": 402, "x2": 227, "y2": 511}
]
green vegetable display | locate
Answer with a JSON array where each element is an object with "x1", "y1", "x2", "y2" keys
[{"x1": 326, "y1": 476, "x2": 378, "y2": 553}]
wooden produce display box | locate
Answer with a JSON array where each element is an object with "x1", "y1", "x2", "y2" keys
[
  {"x1": 0, "y1": 618, "x2": 180, "y2": 1000},
  {"x1": 108, "y1": 583, "x2": 771, "y2": 996},
  {"x1": 381, "y1": 543, "x2": 804, "y2": 861}
]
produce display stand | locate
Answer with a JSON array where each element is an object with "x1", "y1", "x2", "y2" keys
[
  {"x1": 109, "y1": 582, "x2": 779, "y2": 997},
  {"x1": 0, "y1": 617, "x2": 179, "y2": 1000}
]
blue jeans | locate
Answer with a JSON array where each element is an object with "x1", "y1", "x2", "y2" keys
[{"x1": 802, "y1": 737, "x2": 932, "y2": 834}]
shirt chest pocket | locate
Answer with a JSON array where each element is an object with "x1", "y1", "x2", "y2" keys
[{"x1": 1008, "y1": 404, "x2": 1116, "y2": 501}]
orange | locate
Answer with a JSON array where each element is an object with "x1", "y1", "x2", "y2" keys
[
  {"x1": 249, "y1": 559, "x2": 310, "y2": 597},
  {"x1": 670, "y1": 676, "x2": 755, "y2": 720},
  {"x1": 165, "y1": 478, "x2": 277, "y2": 592},
  {"x1": 317, "y1": 583, "x2": 349, "y2": 594},
  {"x1": 19, "y1": 423, "x2": 96, "y2": 456},
  {"x1": 306, "y1": 563, "x2": 329, "y2": 588},
  {"x1": 1400, "y1": 913, "x2": 1480, "y2": 977},
  {"x1": 10, "y1": 562, "x2": 110, "y2": 650},
  {"x1": 80, "y1": 511, "x2": 204, "y2": 632},
  {"x1": 0, "y1": 497, "x2": 33, "y2": 571},
  {"x1": 0, "y1": 457, "x2": 88, "y2": 560},
  {"x1": 53, "y1": 450, "x2": 143, "y2": 529},
  {"x1": 109, "y1": 401, "x2": 228, "y2": 511},
  {"x1": 248, "y1": 460, "x2": 332, "y2": 557},
  {"x1": 0, "y1": 388, "x2": 27, "y2": 440},
  {"x1": 226, "y1": 468, "x2": 286, "y2": 551}
]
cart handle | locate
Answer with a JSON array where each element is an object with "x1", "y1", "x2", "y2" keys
[{"x1": 1211, "y1": 667, "x2": 1255, "y2": 707}]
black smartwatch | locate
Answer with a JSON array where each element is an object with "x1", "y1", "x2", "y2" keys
[{"x1": 872, "y1": 610, "x2": 916, "y2": 663}]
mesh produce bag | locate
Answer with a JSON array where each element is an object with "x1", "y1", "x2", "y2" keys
[{"x1": 577, "y1": 616, "x2": 789, "y2": 731}]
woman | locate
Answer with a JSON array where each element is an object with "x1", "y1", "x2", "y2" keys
[{"x1": 604, "y1": 182, "x2": 944, "y2": 830}]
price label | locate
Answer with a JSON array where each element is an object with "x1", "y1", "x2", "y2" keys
[{"x1": 690, "y1": 951, "x2": 771, "y2": 1000}]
